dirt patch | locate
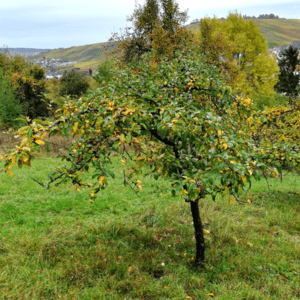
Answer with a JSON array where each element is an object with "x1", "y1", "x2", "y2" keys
[{"x1": 0, "y1": 130, "x2": 79, "y2": 156}]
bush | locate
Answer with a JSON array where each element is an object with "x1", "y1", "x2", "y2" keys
[
  {"x1": 93, "y1": 59, "x2": 114, "y2": 84},
  {"x1": 60, "y1": 70, "x2": 90, "y2": 98},
  {"x1": 0, "y1": 54, "x2": 50, "y2": 120}
]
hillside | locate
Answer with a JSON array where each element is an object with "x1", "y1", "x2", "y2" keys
[
  {"x1": 253, "y1": 19, "x2": 300, "y2": 48},
  {"x1": 187, "y1": 19, "x2": 300, "y2": 48},
  {"x1": 28, "y1": 42, "x2": 115, "y2": 70},
  {"x1": 27, "y1": 19, "x2": 300, "y2": 70}
]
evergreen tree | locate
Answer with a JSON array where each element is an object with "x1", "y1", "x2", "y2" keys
[
  {"x1": 276, "y1": 46, "x2": 300, "y2": 97},
  {"x1": 0, "y1": 71, "x2": 23, "y2": 127}
]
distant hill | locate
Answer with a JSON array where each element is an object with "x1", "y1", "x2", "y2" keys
[
  {"x1": 253, "y1": 19, "x2": 300, "y2": 48},
  {"x1": 19, "y1": 19, "x2": 300, "y2": 71},
  {"x1": 0, "y1": 48, "x2": 51, "y2": 56},
  {"x1": 29, "y1": 42, "x2": 114, "y2": 64},
  {"x1": 186, "y1": 19, "x2": 300, "y2": 48},
  {"x1": 26, "y1": 42, "x2": 116, "y2": 72}
]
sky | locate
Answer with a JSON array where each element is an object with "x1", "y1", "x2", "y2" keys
[{"x1": 1, "y1": 0, "x2": 300, "y2": 49}]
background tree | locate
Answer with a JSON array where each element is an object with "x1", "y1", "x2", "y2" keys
[
  {"x1": 11, "y1": 63, "x2": 49, "y2": 120},
  {"x1": 276, "y1": 46, "x2": 300, "y2": 99},
  {"x1": 60, "y1": 69, "x2": 90, "y2": 98},
  {"x1": 197, "y1": 18, "x2": 242, "y2": 84},
  {"x1": 111, "y1": 0, "x2": 192, "y2": 63},
  {"x1": 0, "y1": 53, "x2": 50, "y2": 120},
  {"x1": 197, "y1": 14, "x2": 279, "y2": 97},
  {"x1": 0, "y1": 71, "x2": 23, "y2": 127}
]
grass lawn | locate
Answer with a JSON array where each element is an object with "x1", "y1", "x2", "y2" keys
[{"x1": 1, "y1": 155, "x2": 300, "y2": 299}]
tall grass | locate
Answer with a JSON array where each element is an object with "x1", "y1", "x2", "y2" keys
[{"x1": 1, "y1": 155, "x2": 300, "y2": 299}]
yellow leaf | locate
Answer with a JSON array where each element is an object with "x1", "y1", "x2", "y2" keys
[
  {"x1": 203, "y1": 229, "x2": 210, "y2": 234},
  {"x1": 11, "y1": 155, "x2": 16, "y2": 165},
  {"x1": 73, "y1": 122, "x2": 79, "y2": 133},
  {"x1": 206, "y1": 293, "x2": 214, "y2": 297},
  {"x1": 75, "y1": 186, "x2": 81, "y2": 191},
  {"x1": 183, "y1": 190, "x2": 188, "y2": 195},
  {"x1": 35, "y1": 139, "x2": 45, "y2": 146},
  {"x1": 247, "y1": 199, "x2": 252, "y2": 204},
  {"x1": 218, "y1": 130, "x2": 222, "y2": 136},
  {"x1": 185, "y1": 297, "x2": 193, "y2": 299},
  {"x1": 0, "y1": 155, "x2": 3, "y2": 159},
  {"x1": 99, "y1": 176, "x2": 105, "y2": 185},
  {"x1": 89, "y1": 199, "x2": 94, "y2": 203},
  {"x1": 136, "y1": 156, "x2": 145, "y2": 161},
  {"x1": 8, "y1": 170, "x2": 13, "y2": 177},
  {"x1": 20, "y1": 138, "x2": 28, "y2": 148},
  {"x1": 41, "y1": 132, "x2": 47, "y2": 139},
  {"x1": 247, "y1": 242, "x2": 253, "y2": 247},
  {"x1": 24, "y1": 160, "x2": 31, "y2": 167},
  {"x1": 90, "y1": 191, "x2": 95, "y2": 197},
  {"x1": 121, "y1": 159, "x2": 126, "y2": 166},
  {"x1": 229, "y1": 196, "x2": 234, "y2": 204},
  {"x1": 127, "y1": 266, "x2": 133, "y2": 273},
  {"x1": 157, "y1": 166, "x2": 163, "y2": 172},
  {"x1": 223, "y1": 143, "x2": 228, "y2": 150}
]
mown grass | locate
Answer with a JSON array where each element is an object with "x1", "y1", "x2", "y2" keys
[{"x1": 1, "y1": 155, "x2": 300, "y2": 299}]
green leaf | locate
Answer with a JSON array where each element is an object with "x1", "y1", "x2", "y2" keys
[{"x1": 27, "y1": 127, "x2": 33, "y2": 138}]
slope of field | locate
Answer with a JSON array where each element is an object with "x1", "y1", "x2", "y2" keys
[
  {"x1": 254, "y1": 19, "x2": 300, "y2": 48},
  {"x1": 29, "y1": 42, "x2": 115, "y2": 64},
  {"x1": 187, "y1": 19, "x2": 300, "y2": 48},
  {"x1": 27, "y1": 19, "x2": 300, "y2": 70}
]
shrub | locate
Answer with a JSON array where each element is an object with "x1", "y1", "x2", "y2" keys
[
  {"x1": 253, "y1": 93, "x2": 289, "y2": 110},
  {"x1": 93, "y1": 59, "x2": 114, "y2": 84},
  {"x1": 60, "y1": 70, "x2": 89, "y2": 98}
]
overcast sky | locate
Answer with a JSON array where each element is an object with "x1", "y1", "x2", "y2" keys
[{"x1": 1, "y1": 0, "x2": 299, "y2": 49}]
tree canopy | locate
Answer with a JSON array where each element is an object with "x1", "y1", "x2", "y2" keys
[
  {"x1": 0, "y1": 53, "x2": 50, "y2": 120},
  {"x1": 197, "y1": 14, "x2": 279, "y2": 97},
  {"x1": 1, "y1": 46, "x2": 300, "y2": 266},
  {"x1": 60, "y1": 69, "x2": 90, "y2": 98},
  {"x1": 110, "y1": 0, "x2": 192, "y2": 63}
]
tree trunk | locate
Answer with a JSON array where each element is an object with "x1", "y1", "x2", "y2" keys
[{"x1": 190, "y1": 200, "x2": 205, "y2": 268}]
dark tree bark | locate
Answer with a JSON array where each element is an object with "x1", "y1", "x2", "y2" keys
[{"x1": 190, "y1": 200, "x2": 205, "y2": 267}]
